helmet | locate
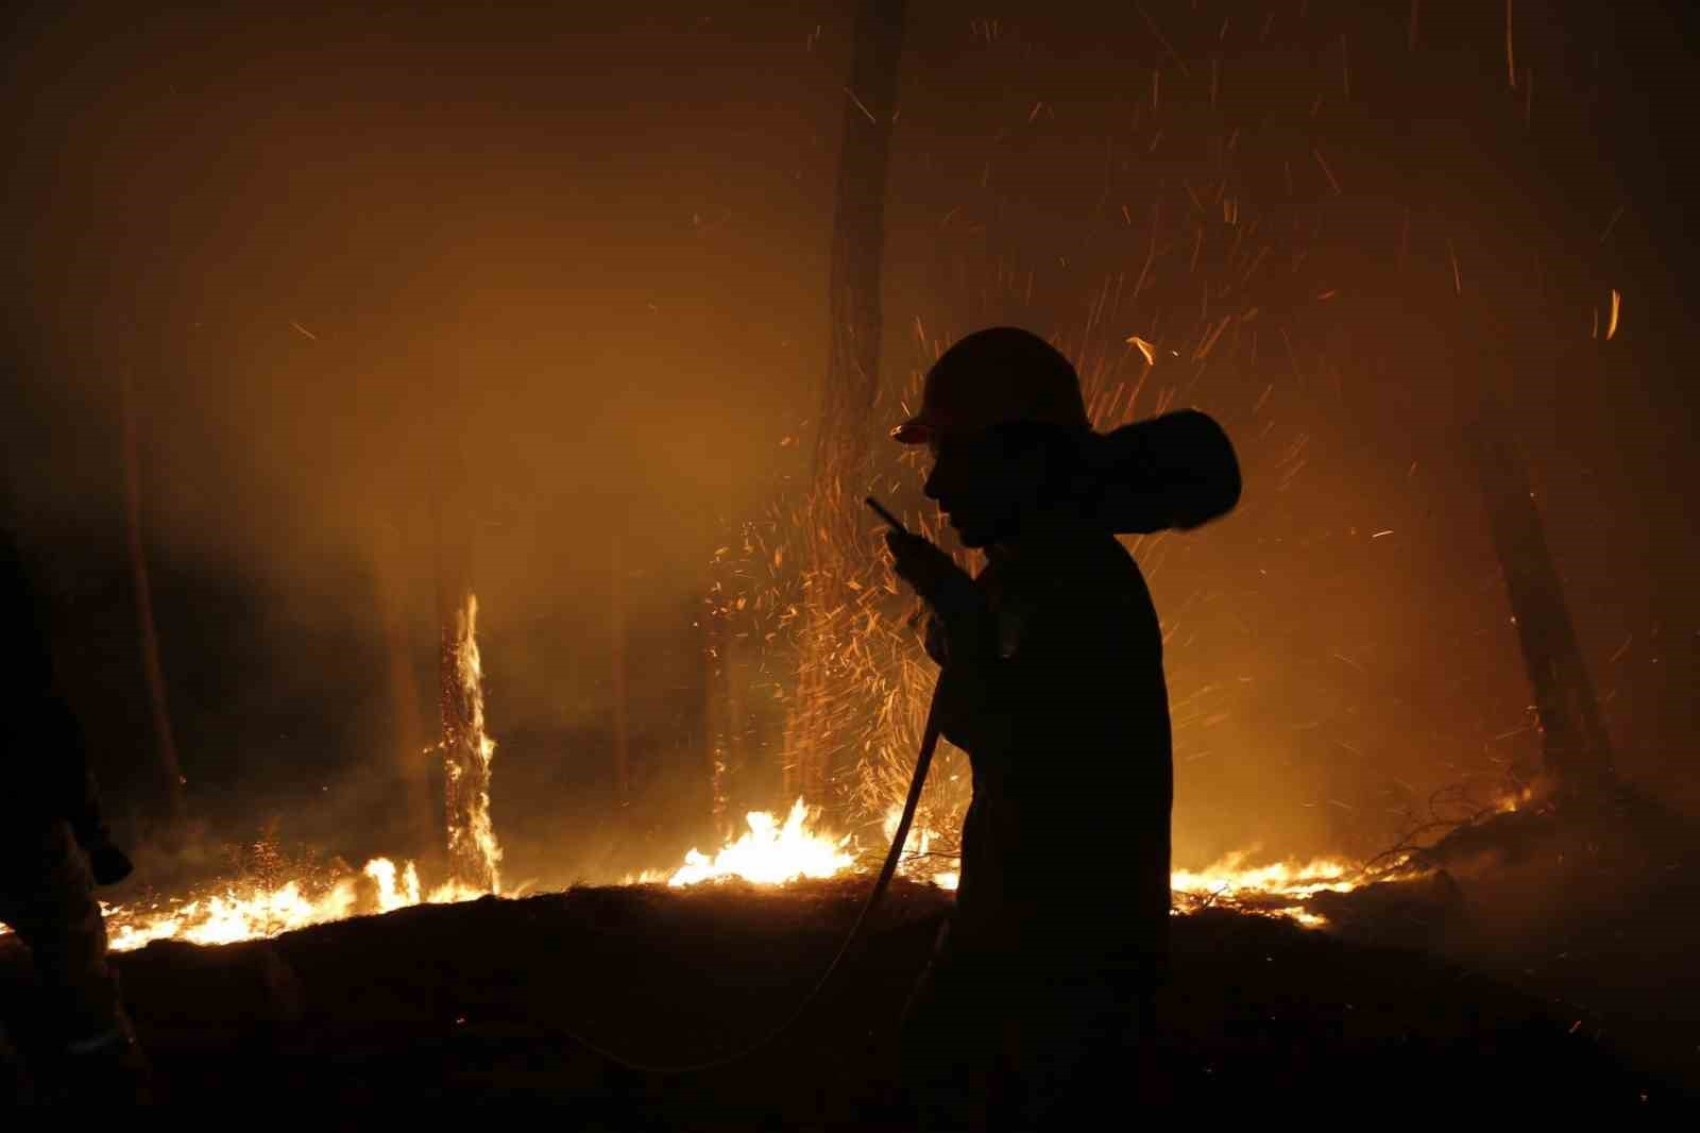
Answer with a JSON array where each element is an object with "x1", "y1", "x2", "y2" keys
[{"x1": 891, "y1": 327, "x2": 1091, "y2": 445}]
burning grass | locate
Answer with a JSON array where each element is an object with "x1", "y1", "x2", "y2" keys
[
  {"x1": 632, "y1": 797, "x2": 1383, "y2": 929},
  {"x1": 88, "y1": 807, "x2": 1381, "y2": 953},
  {"x1": 642, "y1": 799, "x2": 858, "y2": 888},
  {"x1": 99, "y1": 857, "x2": 486, "y2": 952}
]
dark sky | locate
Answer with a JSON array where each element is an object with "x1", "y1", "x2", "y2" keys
[{"x1": 2, "y1": 1, "x2": 1693, "y2": 880}]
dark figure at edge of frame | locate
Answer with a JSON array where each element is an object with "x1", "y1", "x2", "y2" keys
[
  {"x1": 0, "y1": 523, "x2": 150, "y2": 1104},
  {"x1": 884, "y1": 327, "x2": 1239, "y2": 1130}
]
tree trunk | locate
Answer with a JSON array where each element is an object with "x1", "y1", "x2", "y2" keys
[
  {"x1": 1466, "y1": 392, "x2": 1616, "y2": 799},
  {"x1": 814, "y1": 0, "x2": 908, "y2": 483},
  {"x1": 786, "y1": 0, "x2": 908, "y2": 808}
]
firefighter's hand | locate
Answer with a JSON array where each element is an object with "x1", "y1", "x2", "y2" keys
[
  {"x1": 923, "y1": 613, "x2": 949, "y2": 666},
  {"x1": 88, "y1": 842, "x2": 135, "y2": 887},
  {"x1": 884, "y1": 530, "x2": 976, "y2": 616}
]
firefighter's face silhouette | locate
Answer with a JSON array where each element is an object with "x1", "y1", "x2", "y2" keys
[{"x1": 922, "y1": 426, "x2": 1051, "y2": 550}]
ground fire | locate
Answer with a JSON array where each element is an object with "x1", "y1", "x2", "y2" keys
[
  {"x1": 87, "y1": 728, "x2": 1389, "y2": 955},
  {"x1": 61, "y1": 551, "x2": 1411, "y2": 950},
  {"x1": 62, "y1": 554, "x2": 1424, "y2": 954},
  {"x1": 88, "y1": 592, "x2": 507, "y2": 952},
  {"x1": 66, "y1": 430, "x2": 1396, "y2": 951}
]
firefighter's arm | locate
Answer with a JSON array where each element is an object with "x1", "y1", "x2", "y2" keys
[
  {"x1": 881, "y1": 529, "x2": 1018, "y2": 760},
  {"x1": 15, "y1": 552, "x2": 105, "y2": 849},
  {"x1": 70, "y1": 778, "x2": 133, "y2": 887},
  {"x1": 47, "y1": 698, "x2": 132, "y2": 885},
  {"x1": 934, "y1": 658, "x2": 1018, "y2": 767},
  {"x1": 48, "y1": 702, "x2": 101, "y2": 844},
  {"x1": 922, "y1": 613, "x2": 949, "y2": 666},
  {"x1": 883, "y1": 529, "x2": 987, "y2": 649},
  {"x1": 10, "y1": 536, "x2": 134, "y2": 886},
  {"x1": 922, "y1": 619, "x2": 1020, "y2": 762}
]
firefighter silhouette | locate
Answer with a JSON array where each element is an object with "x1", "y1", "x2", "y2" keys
[
  {"x1": 886, "y1": 327, "x2": 1238, "y2": 1129},
  {"x1": 1, "y1": 525, "x2": 149, "y2": 1103}
]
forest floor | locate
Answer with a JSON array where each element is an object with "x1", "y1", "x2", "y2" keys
[{"x1": 5, "y1": 868, "x2": 1692, "y2": 1120}]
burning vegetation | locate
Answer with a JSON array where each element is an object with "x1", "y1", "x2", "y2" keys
[
  {"x1": 82, "y1": 577, "x2": 1418, "y2": 955},
  {"x1": 88, "y1": 592, "x2": 505, "y2": 953},
  {"x1": 100, "y1": 858, "x2": 482, "y2": 953}
]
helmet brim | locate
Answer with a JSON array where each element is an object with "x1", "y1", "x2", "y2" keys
[{"x1": 890, "y1": 418, "x2": 934, "y2": 445}]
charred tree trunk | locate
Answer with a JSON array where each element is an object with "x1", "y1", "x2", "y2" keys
[
  {"x1": 1467, "y1": 393, "x2": 1616, "y2": 800},
  {"x1": 814, "y1": 0, "x2": 907, "y2": 482},
  {"x1": 786, "y1": 0, "x2": 907, "y2": 808}
]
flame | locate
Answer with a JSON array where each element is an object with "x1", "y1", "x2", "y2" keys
[
  {"x1": 1170, "y1": 852, "x2": 1370, "y2": 924},
  {"x1": 1169, "y1": 853, "x2": 1362, "y2": 899},
  {"x1": 648, "y1": 802, "x2": 1372, "y2": 928},
  {"x1": 1496, "y1": 784, "x2": 1534, "y2": 813},
  {"x1": 915, "y1": 850, "x2": 1367, "y2": 927},
  {"x1": 443, "y1": 593, "x2": 503, "y2": 894},
  {"x1": 89, "y1": 831, "x2": 1371, "y2": 953},
  {"x1": 99, "y1": 857, "x2": 485, "y2": 953},
  {"x1": 660, "y1": 799, "x2": 857, "y2": 887}
]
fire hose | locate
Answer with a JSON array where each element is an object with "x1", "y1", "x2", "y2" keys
[{"x1": 552, "y1": 681, "x2": 944, "y2": 1075}]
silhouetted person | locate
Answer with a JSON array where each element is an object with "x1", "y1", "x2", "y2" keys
[
  {"x1": 0, "y1": 525, "x2": 148, "y2": 1103},
  {"x1": 886, "y1": 327, "x2": 1237, "y2": 1130}
]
